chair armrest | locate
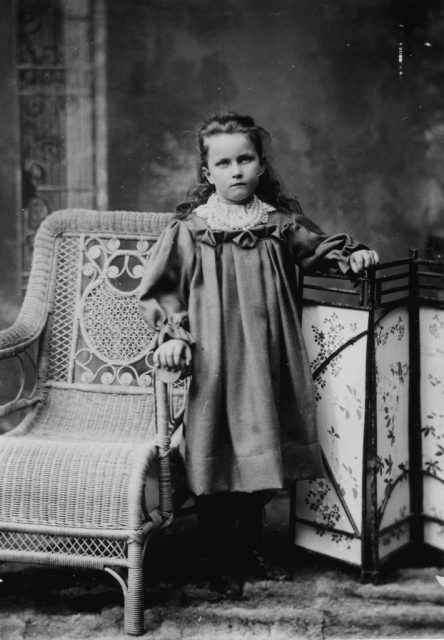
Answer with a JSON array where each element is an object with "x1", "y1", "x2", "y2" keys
[
  {"x1": 153, "y1": 366, "x2": 191, "y2": 526},
  {"x1": 0, "y1": 210, "x2": 62, "y2": 360},
  {"x1": 155, "y1": 365, "x2": 191, "y2": 433},
  {"x1": 154, "y1": 372, "x2": 173, "y2": 525},
  {"x1": 0, "y1": 338, "x2": 43, "y2": 417},
  {"x1": 0, "y1": 395, "x2": 42, "y2": 418},
  {"x1": 0, "y1": 312, "x2": 48, "y2": 417},
  {"x1": 154, "y1": 366, "x2": 191, "y2": 385},
  {"x1": 0, "y1": 316, "x2": 48, "y2": 360}
]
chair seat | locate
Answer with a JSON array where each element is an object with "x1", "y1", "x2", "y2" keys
[
  {"x1": 0, "y1": 387, "x2": 175, "y2": 530},
  {"x1": 0, "y1": 435, "x2": 158, "y2": 530}
]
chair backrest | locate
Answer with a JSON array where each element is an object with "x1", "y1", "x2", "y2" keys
[{"x1": 30, "y1": 209, "x2": 174, "y2": 392}]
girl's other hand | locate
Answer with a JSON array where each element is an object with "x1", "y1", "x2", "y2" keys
[
  {"x1": 349, "y1": 249, "x2": 380, "y2": 275},
  {"x1": 153, "y1": 339, "x2": 192, "y2": 372}
]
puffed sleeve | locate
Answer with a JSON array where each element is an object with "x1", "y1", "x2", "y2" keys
[
  {"x1": 138, "y1": 220, "x2": 196, "y2": 351},
  {"x1": 288, "y1": 203, "x2": 369, "y2": 274}
]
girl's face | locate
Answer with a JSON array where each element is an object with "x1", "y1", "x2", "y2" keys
[{"x1": 203, "y1": 133, "x2": 262, "y2": 205}]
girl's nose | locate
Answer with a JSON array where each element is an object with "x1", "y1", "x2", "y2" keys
[{"x1": 232, "y1": 163, "x2": 242, "y2": 177}]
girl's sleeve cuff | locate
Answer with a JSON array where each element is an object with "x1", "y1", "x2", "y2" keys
[
  {"x1": 325, "y1": 240, "x2": 368, "y2": 273},
  {"x1": 149, "y1": 313, "x2": 196, "y2": 352},
  {"x1": 325, "y1": 243, "x2": 368, "y2": 287}
]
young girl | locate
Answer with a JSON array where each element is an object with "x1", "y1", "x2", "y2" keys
[{"x1": 139, "y1": 113, "x2": 379, "y2": 596}]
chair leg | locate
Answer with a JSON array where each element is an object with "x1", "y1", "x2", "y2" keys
[
  {"x1": 125, "y1": 539, "x2": 145, "y2": 636},
  {"x1": 105, "y1": 538, "x2": 145, "y2": 636}
]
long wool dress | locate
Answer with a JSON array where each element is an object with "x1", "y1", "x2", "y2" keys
[{"x1": 139, "y1": 204, "x2": 367, "y2": 496}]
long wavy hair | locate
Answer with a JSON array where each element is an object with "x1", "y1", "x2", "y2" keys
[{"x1": 176, "y1": 113, "x2": 300, "y2": 217}]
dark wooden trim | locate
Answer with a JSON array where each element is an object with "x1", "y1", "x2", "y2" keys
[
  {"x1": 378, "y1": 514, "x2": 413, "y2": 537},
  {"x1": 293, "y1": 517, "x2": 360, "y2": 540},
  {"x1": 408, "y1": 249, "x2": 424, "y2": 546},
  {"x1": 361, "y1": 267, "x2": 379, "y2": 579}
]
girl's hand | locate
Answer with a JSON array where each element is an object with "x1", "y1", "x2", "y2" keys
[
  {"x1": 153, "y1": 339, "x2": 192, "y2": 372},
  {"x1": 349, "y1": 249, "x2": 380, "y2": 275}
]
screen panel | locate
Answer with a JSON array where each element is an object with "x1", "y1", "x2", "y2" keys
[
  {"x1": 420, "y1": 306, "x2": 444, "y2": 550},
  {"x1": 295, "y1": 303, "x2": 368, "y2": 564},
  {"x1": 374, "y1": 307, "x2": 411, "y2": 559}
]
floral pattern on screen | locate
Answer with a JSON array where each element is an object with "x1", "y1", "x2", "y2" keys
[
  {"x1": 374, "y1": 309, "x2": 410, "y2": 556},
  {"x1": 296, "y1": 305, "x2": 368, "y2": 560},
  {"x1": 309, "y1": 311, "x2": 362, "y2": 402},
  {"x1": 421, "y1": 311, "x2": 444, "y2": 475},
  {"x1": 421, "y1": 308, "x2": 444, "y2": 550}
]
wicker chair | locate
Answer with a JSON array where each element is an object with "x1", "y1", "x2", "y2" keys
[{"x1": 0, "y1": 209, "x2": 186, "y2": 635}]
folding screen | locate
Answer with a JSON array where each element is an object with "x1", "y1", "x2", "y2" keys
[{"x1": 292, "y1": 254, "x2": 444, "y2": 580}]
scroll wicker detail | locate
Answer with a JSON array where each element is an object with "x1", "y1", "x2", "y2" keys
[{"x1": 0, "y1": 209, "x2": 185, "y2": 636}]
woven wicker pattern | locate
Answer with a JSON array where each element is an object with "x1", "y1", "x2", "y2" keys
[
  {"x1": 0, "y1": 530, "x2": 127, "y2": 560},
  {"x1": 74, "y1": 233, "x2": 156, "y2": 387},
  {"x1": 0, "y1": 437, "x2": 156, "y2": 528},
  {"x1": 47, "y1": 236, "x2": 80, "y2": 382},
  {"x1": 0, "y1": 209, "x2": 179, "y2": 635},
  {"x1": 11, "y1": 388, "x2": 156, "y2": 442},
  {"x1": 82, "y1": 282, "x2": 152, "y2": 362}
]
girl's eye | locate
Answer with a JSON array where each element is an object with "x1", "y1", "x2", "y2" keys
[
  {"x1": 217, "y1": 160, "x2": 229, "y2": 168},
  {"x1": 240, "y1": 156, "x2": 253, "y2": 163}
]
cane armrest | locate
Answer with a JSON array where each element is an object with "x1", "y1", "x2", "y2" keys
[
  {"x1": 0, "y1": 209, "x2": 85, "y2": 361},
  {"x1": 0, "y1": 220, "x2": 58, "y2": 358},
  {"x1": 0, "y1": 395, "x2": 42, "y2": 418},
  {"x1": 154, "y1": 365, "x2": 191, "y2": 433},
  {"x1": 0, "y1": 332, "x2": 43, "y2": 418},
  {"x1": 153, "y1": 366, "x2": 190, "y2": 524},
  {"x1": 0, "y1": 317, "x2": 47, "y2": 360}
]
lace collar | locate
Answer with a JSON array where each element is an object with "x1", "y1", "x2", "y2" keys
[{"x1": 194, "y1": 193, "x2": 275, "y2": 231}]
